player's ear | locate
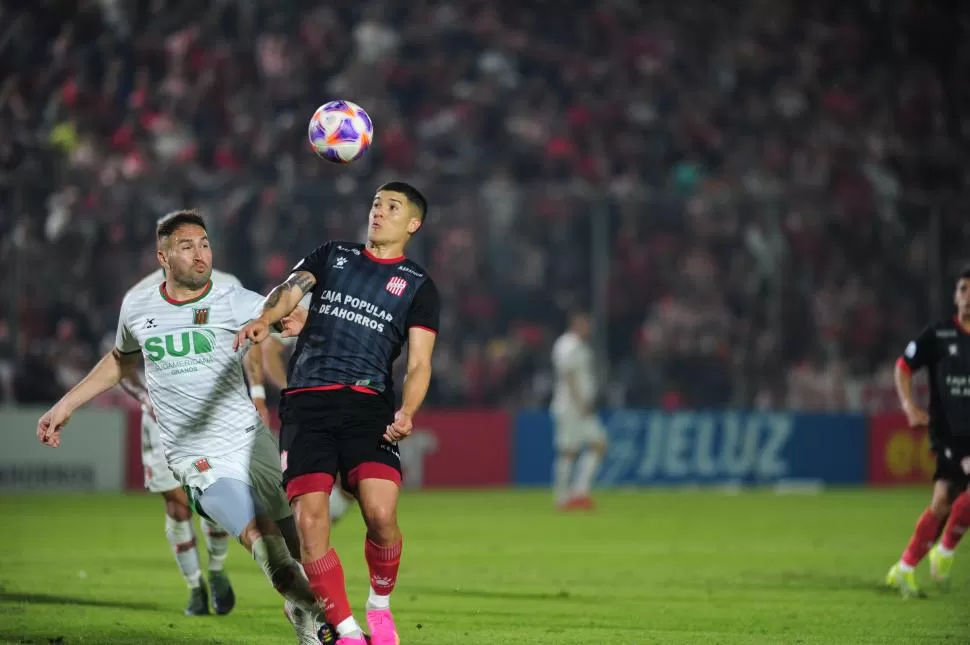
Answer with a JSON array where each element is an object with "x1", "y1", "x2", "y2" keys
[{"x1": 406, "y1": 216, "x2": 422, "y2": 235}]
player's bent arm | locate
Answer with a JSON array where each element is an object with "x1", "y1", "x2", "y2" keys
[
  {"x1": 258, "y1": 271, "x2": 316, "y2": 326},
  {"x1": 261, "y1": 337, "x2": 289, "y2": 389},
  {"x1": 118, "y1": 367, "x2": 151, "y2": 409},
  {"x1": 59, "y1": 349, "x2": 142, "y2": 414},
  {"x1": 399, "y1": 327, "x2": 437, "y2": 418}
]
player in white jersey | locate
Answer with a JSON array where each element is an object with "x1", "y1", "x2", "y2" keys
[
  {"x1": 119, "y1": 266, "x2": 255, "y2": 616},
  {"x1": 261, "y1": 330, "x2": 355, "y2": 525},
  {"x1": 550, "y1": 311, "x2": 607, "y2": 510},
  {"x1": 37, "y1": 210, "x2": 331, "y2": 645}
]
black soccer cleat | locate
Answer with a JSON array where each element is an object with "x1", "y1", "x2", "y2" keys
[
  {"x1": 208, "y1": 570, "x2": 236, "y2": 615},
  {"x1": 184, "y1": 581, "x2": 210, "y2": 616}
]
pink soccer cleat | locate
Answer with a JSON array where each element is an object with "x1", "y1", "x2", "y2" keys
[
  {"x1": 366, "y1": 609, "x2": 400, "y2": 645},
  {"x1": 336, "y1": 637, "x2": 368, "y2": 645}
]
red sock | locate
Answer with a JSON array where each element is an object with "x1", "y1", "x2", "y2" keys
[
  {"x1": 941, "y1": 493, "x2": 970, "y2": 551},
  {"x1": 365, "y1": 538, "x2": 402, "y2": 596},
  {"x1": 303, "y1": 549, "x2": 353, "y2": 626},
  {"x1": 902, "y1": 508, "x2": 943, "y2": 567}
]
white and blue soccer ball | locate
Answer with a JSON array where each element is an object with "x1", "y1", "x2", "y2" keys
[{"x1": 308, "y1": 100, "x2": 374, "y2": 164}]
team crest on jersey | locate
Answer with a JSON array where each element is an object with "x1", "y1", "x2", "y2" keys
[
  {"x1": 385, "y1": 276, "x2": 408, "y2": 297},
  {"x1": 193, "y1": 308, "x2": 209, "y2": 325},
  {"x1": 194, "y1": 458, "x2": 211, "y2": 473}
]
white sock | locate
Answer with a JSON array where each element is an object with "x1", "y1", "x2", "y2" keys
[
  {"x1": 202, "y1": 517, "x2": 230, "y2": 572},
  {"x1": 251, "y1": 535, "x2": 318, "y2": 615},
  {"x1": 164, "y1": 515, "x2": 202, "y2": 588},
  {"x1": 553, "y1": 455, "x2": 574, "y2": 504},
  {"x1": 898, "y1": 561, "x2": 914, "y2": 573},
  {"x1": 330, "y1": 488, "x2": 351, "y2": 521},
  {"x1": 336, "y1": 616, "x2": 364, "y2": 638},
  {"x1": 937, "y1": 544, "x2": 954, "y2": 557},
  {"x1": 367, "y1": 586, "x2": 391, "y2": 610},
  {"x1": 572, "y1": 449, "x2": 603, "y2": 497}
]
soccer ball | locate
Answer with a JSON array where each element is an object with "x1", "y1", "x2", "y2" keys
[{"x1": 308, "y1": 100, "x2": 374, "y2": 163}]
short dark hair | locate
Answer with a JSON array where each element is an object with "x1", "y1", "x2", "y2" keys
[
  {"x1": 156, "y1": 209, "x2": 207, "y2": 239},
  {"x1": 960, "y1": 264, "x2": 970, "y2": 281},
  {"x1": 377, "y1": 181, "x2": 427, "y2": 222}
]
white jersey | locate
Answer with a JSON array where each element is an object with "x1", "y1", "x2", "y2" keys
[
  {"x1": 550, "y1": 331, "x2": 596, "y2": 417},
  {"x1": 115, "y1": 280, "x2": 267, "y2": 463}
]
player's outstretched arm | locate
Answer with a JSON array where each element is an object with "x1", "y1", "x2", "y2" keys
[
  {"x1": 37, "y1": 348, "x2": 141, "y2": 447},
  {"x1": 234, "y1": 271, "x2": 315, "y2": 350},
  {"x1": 242, "y1": 340, "x2": 271, "y2": 426}
]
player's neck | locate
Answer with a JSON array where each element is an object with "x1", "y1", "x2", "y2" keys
[
  {"x1": 365, "y1": 241, "x2": 405, "y2": 261},
  {"x1": 163, "y1": 279, "x2": 211, "y2": 303}
]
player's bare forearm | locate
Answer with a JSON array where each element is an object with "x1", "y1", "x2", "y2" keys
[
  {"x1": 61, "y1": 349, "x2": 140, "y2": 413},
  {"x1": 243, "y1": 344, "x2": 264, "y2": 389},
  {"x1": 261, "y1": 338, "x2": 289, "y2": 389},
  {"x1": 400, "y1": 363, "x2": 432, "y2": 418},
  {"x1": 259, "y1": 271, "x2": 316, "y2": 325},
  {"x1": 400, "y1": 327, "x2": 437, "y2": 417}
]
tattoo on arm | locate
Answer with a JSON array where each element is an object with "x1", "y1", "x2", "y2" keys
[{"x1": 263, "y1": 271, "x2": 316, "y2": 316}]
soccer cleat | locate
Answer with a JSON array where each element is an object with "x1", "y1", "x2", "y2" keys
[
  {"x1": 366, "y1": 608, "x2": 400, "y2": 645},
  {"x1": 929, "y1": 545, "x2": 954, "y2": 586},
  {"x1": 208, "y1": 569, "x2": 235, "y2": 615},
  {"x1": 284, "y1": 600, "x2": 335, "y2": 644},
  {"x1": 335, "y1": 637, "x2": 369, "y2": 645},
  {"x1": 885, "y1": 562, "x2": 925, "y2": 598},
  {"x1": 184, "y1": 581, "x2": 210, "y2": 616}
]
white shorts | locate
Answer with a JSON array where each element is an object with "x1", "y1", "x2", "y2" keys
[
  {"x1": 169, "y1": 428, "x2": 291, "y2": 523},
  {"x1": 141, "y1": 411, "x2": 180, "y2": 493},
  {"x1": 553, "y1": 413, "x2": 607, "y2": 452}
]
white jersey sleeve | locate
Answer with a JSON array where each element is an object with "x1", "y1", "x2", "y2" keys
[
  {"x1": 550, "y1": 333, "x2": 596, "y2": 416},
  {"x1": 114, "y1": 296, "x2": 141, "y2": 354},
  {"x1": 211, "y1": 268, "x2": 243, "y2": 287},
  {"x1": 228, "y1": 286, "x2": 267, "y2": 325}
]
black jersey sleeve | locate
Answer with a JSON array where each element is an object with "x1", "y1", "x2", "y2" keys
[
  {"x1": 406, "y1": 279, "x2": 440, "y2": 334},
  {"x1": 291, "y1": 241, "x2": 333, "y2": 282},
  {"x1": 900, "y1": 326, "x2": 938, "y2": 372}
]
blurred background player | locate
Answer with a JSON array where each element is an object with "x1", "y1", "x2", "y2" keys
[
  {"x1": 886, "y1": 266, "x2": 970, "y2": 597},
  {"x1": 117, "y1": 260, "x2": 262, "y2": 616},
  {"x1": 260, "y1": 332, "x2": 356, "y2": 524},
  {"x1": 550, "y1": 311, "x2": 607, "y2": 510}
]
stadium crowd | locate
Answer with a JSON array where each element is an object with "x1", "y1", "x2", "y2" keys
[{"x1": 0, "y1": 0, "x2": 966, "y2": 410}]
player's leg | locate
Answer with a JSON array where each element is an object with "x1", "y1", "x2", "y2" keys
[
  {"x1": 192, "y1": 477, "x2": 328, "y2": 644},
  {"x1": 159, "y1": 487, "x2": 209, "y2": 615},
  {"x1": 352, "y1": 472, "x2": 403, "y2": 645},
  {"x1": 199, "y1": 516, "x2": 234, "y2": 614},
  {"x1": 569, "y1": 417, "x2": 608, "y2": 508},
  {"x1": 552, "y1": 414, "x2": 579, "y2": 509},
  {"x1": 886, "y1": 473, "x2": 960, "y2": 597},
  {"x1": 930, "y1": 488, "x2": 970, "y2": 584},
  {"x1": 281, "y1": 394, "x2": 366, "y2": 644}
]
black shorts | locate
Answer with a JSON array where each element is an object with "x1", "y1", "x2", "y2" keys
[
  {"x1": 279, "y1": 388, "x2": 401, "y2": 501},
  {"x1": 933, "y1": 442, "x2": 970, "y2": 493}
]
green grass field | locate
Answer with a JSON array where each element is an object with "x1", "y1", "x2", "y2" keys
[{"x1": 1, "y1": 488, "x2": 968, "y2": 645}]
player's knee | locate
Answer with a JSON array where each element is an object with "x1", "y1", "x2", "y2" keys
[
  {"x1": 360, "y1": 501, "x2": 398, "y2": 539},
  {"x1": 164, "y1": 496, "x2": 192, "y2": 522}
]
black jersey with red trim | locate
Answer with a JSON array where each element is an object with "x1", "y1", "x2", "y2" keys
[
  {"x1": 899, "y1": 317, "x2": 970, "y2": 449},
  {"x1": 285, "y1": 241, "x2": 440, "y2": 406}
]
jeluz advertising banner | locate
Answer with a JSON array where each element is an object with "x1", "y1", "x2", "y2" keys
[
  {"x1": 867, "y1": 412, "x2": 934, "y2": 486},
  {"x1": 514, "y1": 410, "x2": 867, "y2": 487}
]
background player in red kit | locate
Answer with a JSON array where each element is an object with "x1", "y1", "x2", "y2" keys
[
  {"x1": 236, "y1": 182, "x2": 439, "y2": 645},
  {"x1": 886, "y1": 266, "x2": 970, "y2": 597}
]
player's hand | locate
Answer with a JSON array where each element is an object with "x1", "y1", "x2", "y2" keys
[
  {"x1": 37, "y1": 404, "x2": 72, "y2": 448},
  {"x1": 903, "y1": 402, "x2": 929, "y2": 428},
  {"x1": 384, "y1": 410, "x2": 413, "y2": 443},
  {"x1": 280, "y1": 306, "x2": 308, "y2": 338},
  {"x1": 235, "y1": 319, "x2": 271, "y2": 351},
  {"x1": 253, "y1": 398, "x2": 271, "y2": 428}
]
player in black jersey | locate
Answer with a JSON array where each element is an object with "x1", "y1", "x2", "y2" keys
[
  {"x1": 885, "y1": 266, "x2": 970, "y2": 597},
  {"x1": 236, "y1": 182, "x2": 439, "y2": 645}
]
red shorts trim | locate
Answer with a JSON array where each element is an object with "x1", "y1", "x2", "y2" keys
[
  {"x1": 345, "y1": 462, "x2": 402, "y2": 491},
  {"x1": 285, "y1": 473, "x2": 335, "y2": 501},
  {"x1": 896, "y1": 356, "x2": 912, "y2": 376},
  {"x1": 409, "y1": 325, "x2": 438, "y2": 335}
]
